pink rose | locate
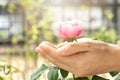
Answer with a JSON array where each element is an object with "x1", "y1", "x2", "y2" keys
[{"x1": 57, "y1": 20, "x2": 83, "y2": 40}]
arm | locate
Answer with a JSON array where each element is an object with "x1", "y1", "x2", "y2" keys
[{"x1": 36, "y1": 39, "x2": 120, "y2": 77}]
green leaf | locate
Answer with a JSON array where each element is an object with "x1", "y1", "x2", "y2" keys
[
  {"x1": 60, "y1": 69, "x2": 69, "y2": 78},
  {"x1": 0, "y1": 76, "x2": 4, "y2": 80},
  {"x1": 74, "y1": 77, "x2": 89, "y2": 80},
  {"x1": 92, "y1": 75, "x2": 109, "y2": 80},
  {"x1": 47, "y1": 67, "x2": 59, "y2": 80},
  {"x1": 109, "y1": 71, "x2": 119, "y2": 77},
  {"x1": 7, "y1": 65, "x2": 20, "y2": 73},
  {"x1": 68, "y1": 78, "x2": 74, "y2": 80},
  {"x1": 3, "y1": 65, "x2": 11, "y2": 75},
  {"x1": 115, "y1": 76, "x2": 120, "y2": 80},
  {"x1": 30, "y1": 64, "x2": 48, "y2": 80}
]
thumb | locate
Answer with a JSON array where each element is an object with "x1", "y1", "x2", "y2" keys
[
  {"x1": 57, "y1": 42, "x2": 90, "y2": 56},
  {"x1": 57, "y1": 42, "x2": 67, "y2": 48}
]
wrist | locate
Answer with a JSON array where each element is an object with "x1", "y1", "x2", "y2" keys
[{"x1": 110, "y1": 44, "x2": 120, "y2": 72}]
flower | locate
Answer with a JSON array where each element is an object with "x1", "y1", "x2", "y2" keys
[{"x1": 57, "y1": 20, "x2": 83, "y2": 40}]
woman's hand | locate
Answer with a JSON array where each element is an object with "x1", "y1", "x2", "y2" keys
[{"x1": 36, "y1": 39, "x2": 120, "y2": 77}]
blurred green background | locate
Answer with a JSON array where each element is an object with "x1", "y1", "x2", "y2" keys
[{"x1": 0, "y1": 0, "x2": 120, "y2": 80}]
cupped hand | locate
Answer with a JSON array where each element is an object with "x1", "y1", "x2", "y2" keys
[{"x1": 36, "y1": 39, "x2": 120, "y2": 77}]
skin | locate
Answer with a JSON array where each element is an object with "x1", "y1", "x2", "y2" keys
[{"x1": 35, "y1": 39, "x2": 120, "y2": 77}]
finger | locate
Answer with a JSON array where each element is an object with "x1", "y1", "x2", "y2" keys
[
  {"x1": 57, "y1": 42, "x2": 67, "y2": 48},
  {"x1": 35, "y1": 47, "x2": 47, "y2": 58},
  {"x1": 57, "y1": 38, "x2": 93, "y2": 48},
  {"x1": 36, "y1": 46, "x2": 71, "y2": 70},
  {"x1": 36, "y1": 46, "x2": 64, "y2": 67},
  {"x1": 38, "y1": 41, "x2": 57, "y2": 49},
  {"x1": 39, "y1": 43, "x2": 76, "y2": 67},
  {"x1": 39, "y1": 44, "x2": 74, "y2": 73},
  {"x1": 40, "y1": 43, "x2": 58, "y2": 58},
  {"x1": 57, "y1": 41, "x2": 91, "y2": 56},
  {"x1": 38, "y1": 42, "x2": 86, "y2": 67}
]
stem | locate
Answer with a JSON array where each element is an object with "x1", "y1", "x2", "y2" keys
[
  {"x1": 73, "y1": 74, "x2": 76, "y2": 79},
  {"x1": 74, "y1": 38, "x2": 77, "y2": 42},
  {"x1": 67, "y1": 38, "x2": 77, "y2": 42},
  {"x1": 67, "y1": 39, "x2": 74, "y2": 42}
]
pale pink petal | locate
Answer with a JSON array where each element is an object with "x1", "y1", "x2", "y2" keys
[{"x1": 57, "y1": 20, "x2": 83, "y2": 40}]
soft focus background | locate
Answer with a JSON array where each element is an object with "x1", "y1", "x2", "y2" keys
[{"x1": 0, "y1": 0, "x2": 120, "y2": 80}]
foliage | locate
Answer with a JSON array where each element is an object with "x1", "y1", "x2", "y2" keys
[
  {"x1": 31, "y1": 64, "x2": 115, "y2": 80},
  {"x1": 47, "y1": 67, "x2": 59, "y2": 80},
  {"x1": 0, "y1": 59, "x2": 20, "y2": 80},
  {"x1": 8, "y1": 0, "x2": 61, "y2": 45},
  {"x1": 2, "y1": 0, "x2": 61, "y2": 79},
  {"x1": 19, "y1": 0, "x2": 59, "y2": 45},
  {"x1": 86, "y1": 27, "x2": 118, "y2": 43},
  {"x1": 17, "y1": 0, "x2": 62, "y2": 60},
  {"x1": 30, "y1": 64, "x2": 48, "y2": 80}
]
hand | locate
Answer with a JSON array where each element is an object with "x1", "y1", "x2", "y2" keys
[{"x1": 36, "y1": 39, "x2": 120, "y2": 77}]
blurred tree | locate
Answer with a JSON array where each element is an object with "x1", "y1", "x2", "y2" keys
[
  {"x1": 7, "y1": 0, "x2": 61, "y2": 73},
  {"x1": 19, "y1": 0, "x2": 56, "y2": 44},
  {"x1": 86, "y1": 27, "x2": 119, "y2": 43},
  {"x1": 7, "y1": 0, "x2": 60, "y2": 45},
  {"x1": 18, "y1": 0, "x2": 56, "y2": 67}
]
